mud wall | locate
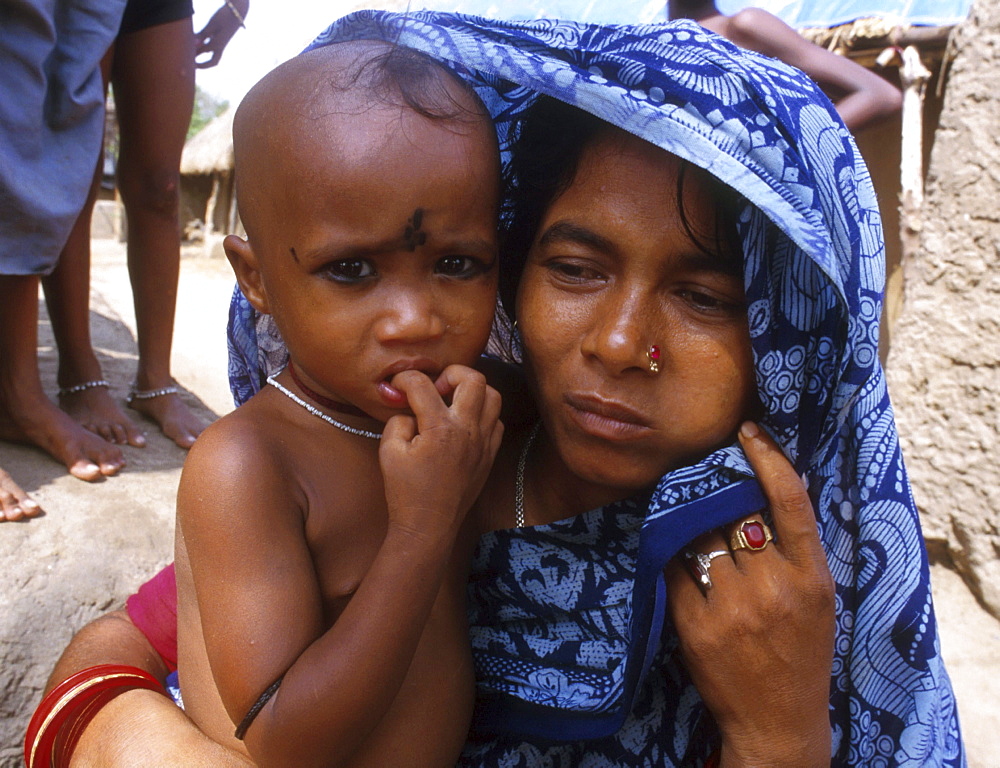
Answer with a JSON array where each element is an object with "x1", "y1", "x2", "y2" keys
[{"x1": 886, "y1": 0, "x2": 1000, "y2": 616}]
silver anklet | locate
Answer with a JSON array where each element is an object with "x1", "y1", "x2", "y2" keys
[
  {"x1": 58, "y1": 379, "x2": 110, "y2": 397},
  {"x1": 126, "y1": 384, "x2": 179, "y2": 405},
  {"x1": 267, "y1": 374, "x2": 381, "y2": 440}
]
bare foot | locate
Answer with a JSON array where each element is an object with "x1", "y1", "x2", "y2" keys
[
  {"x1": 59, "y1": 384, "x2": 147, "y2": 447},
  {"x1": 0, "y1": 465, "x2": 42, "y2": 522},
  {"x1": 0, "y1": 392, "x2": 125, "y2": 481},
  {"x1": 127, "y1": 388, "x2": 206, "y2": 449}
]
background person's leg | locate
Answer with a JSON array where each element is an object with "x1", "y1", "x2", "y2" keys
[
  {"x1": 0, "y1": 274, "x2": 124, "y2": 481},
  {"x1": 113, "y1": 17, "x2": 205, "y2": 448},
  {"x1": 43, "y1": 139, "x2": 147, "y2": 448}
]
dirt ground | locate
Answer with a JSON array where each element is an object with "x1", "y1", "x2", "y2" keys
[{"x1": 1, "y1": 238, "x2": 997, "y2": 766}]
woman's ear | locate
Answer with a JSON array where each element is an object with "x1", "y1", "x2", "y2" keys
[{"x1": 224, "y1": 234, "x2": 270, "y2": 314}]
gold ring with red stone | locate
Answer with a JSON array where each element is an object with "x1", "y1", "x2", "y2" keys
[{"x1": 729, "y1": 519, "x2": 774, "y2": 552}]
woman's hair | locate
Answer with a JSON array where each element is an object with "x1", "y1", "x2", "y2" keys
[{"x1": 496, "y1": 96, "x2": 745, "y2": 354}]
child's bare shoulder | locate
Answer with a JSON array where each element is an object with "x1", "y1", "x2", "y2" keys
[
  {"x1": 179, "y1": 395, "x2": 301, "y2": 521},
  {"x1": 180, "y1": 389, "x2": 373, "y2": 534},
  {"x1": 188, "y1": 395, "x2": 286, "y2": 470}
]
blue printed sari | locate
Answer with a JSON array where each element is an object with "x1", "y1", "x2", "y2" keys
[{"x1": 227, "y1": 12, "x2": 963, "y2": 767}]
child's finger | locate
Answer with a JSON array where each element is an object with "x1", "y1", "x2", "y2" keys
[
  {"x1": 445, "y1": 367, "x2": 490, "y2": 421},
  {"x1": 432, "y1": 364, "x2": 483, "y2": 400},
  {"x1": 434, "y1": 365, "x2": 485, "y2": 404},
  {"x1": 737, "y1": 421, "x2": 822, "y2": 562},
  {"x1": 380, "y1": 413, "x2": 417, "y2": 445},
  {"x1": 487, "y1": 418, "x2": 505, "y2": 461},
  {"x1": 479, "y1": 386, "x2": 505, "y2": 459},
  {"x1": 481, "y1": 385, "x2": 503, "y2": 433},
  {"x1": 389, "y1": 371, "x2": 449, "y2": 429},
  {"x1": 433, "y1": 366, "x2": 462, "y2": 401}
]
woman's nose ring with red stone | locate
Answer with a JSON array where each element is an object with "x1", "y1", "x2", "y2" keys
[{"x1": 647, "y1": 345, "x2": 660, "y2": 373}]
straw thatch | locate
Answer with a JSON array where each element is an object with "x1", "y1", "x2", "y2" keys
[
  {"x1": 179, "y1": 105, "x2": 240, "y2": 253},
  {"x1": 181, "y1": 105, "x2": 235, "y2": 175},
  {"x1": 800, "y1": 17, "x2": 955, "y2": 69}
]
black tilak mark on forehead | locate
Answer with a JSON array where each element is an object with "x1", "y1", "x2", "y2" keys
[
  {"x1": 289, "y1": 247, "x2": 299, "y2": 263},
  {"x1": 403, "y1": 208, "x2": 428, "y2": 252}
]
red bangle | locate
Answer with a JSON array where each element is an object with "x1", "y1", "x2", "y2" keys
[
  {"x1": 704, "y1": 748, "x2": 722, "y2": 768},
  {"x1": 24, "y1": 664, "x2": 167, "y2": 768}
]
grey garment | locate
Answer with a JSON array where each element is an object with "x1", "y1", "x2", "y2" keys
[{"x1": 0, "y1": 0, "x2": 126, "y2": 275}]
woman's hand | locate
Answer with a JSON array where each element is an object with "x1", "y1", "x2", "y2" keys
[
  {"x1": 665, "y1": 422, "x2": 835, "y2": 768},
  {"x1": 380, "y1": 366, "x2": 503, "y2": 541},
  {"x1": 193, "y1": 0, "x2": 247, "y2": 69}
]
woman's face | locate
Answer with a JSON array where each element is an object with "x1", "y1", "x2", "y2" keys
[{"x1": 516, "y1": 129, "x2": 757, "y2": 496}]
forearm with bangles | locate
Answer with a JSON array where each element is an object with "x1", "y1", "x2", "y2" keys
[{"x1": 24, "y1": 665, "x2": 168, "y2": 768}]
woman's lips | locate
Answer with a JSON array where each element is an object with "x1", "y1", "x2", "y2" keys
[{"x1": 563, "y1": 392, "x2": 652, "y2": 440}]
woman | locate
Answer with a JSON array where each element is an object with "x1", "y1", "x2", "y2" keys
[
  {"x1": 235, "y1": 15, "x2": 960, "y2": 762},
  {"x1": 35, "y1": 12, "x2": 960, "y2": 767}
]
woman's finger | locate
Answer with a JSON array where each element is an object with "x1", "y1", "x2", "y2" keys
[
  {"x1": 691, "y1": 530, "x2": 737, "y2": 593},
  {"x1": 665, "y1": 528, "x2": 735, "y2": 609},
  {"x1": 737, "y1": 421, "x2": 822, "y2": 561},
  {"x1": 664, "y1": 557, "x2": 706, "y2": 619}
]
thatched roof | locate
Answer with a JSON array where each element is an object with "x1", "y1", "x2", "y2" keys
[
  {"x1": 800, "y1": 18, "x2": 955, "y2": 69},
  {"x1": 181, "y1": 105, "x2": 235, "y2": 175}
]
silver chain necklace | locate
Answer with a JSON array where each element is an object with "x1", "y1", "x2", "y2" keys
[
  {"x1": 514, "y1": 422, "x2": 541, "y2": 528},
  {"x1": 267, "y1": 374, "x2": 382, "y2": 440}
]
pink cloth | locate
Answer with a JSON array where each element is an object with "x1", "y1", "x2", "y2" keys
[{"x1": 125, "y1": 564, "x2": 179, "y2": 672}]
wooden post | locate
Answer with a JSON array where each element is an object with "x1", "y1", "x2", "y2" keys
[
  {"x1": 204, "y1": 174, "x2": 221, "y2": 258},
  {"x1": 898, "y1": 45, "x2": 931, "y2": 279},
  {"x1": 224, "y1": 171, "x2": 240, "y2": 235}
]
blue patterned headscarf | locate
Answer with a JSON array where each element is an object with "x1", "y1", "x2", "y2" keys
[{"x1": 226, "y1": 12, "x2": 962, "y2": 766}]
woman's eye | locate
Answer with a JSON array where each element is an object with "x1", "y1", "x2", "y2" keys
[
  {"x1": 679, "y1": 288, "x2": 740, "y2": 313},
  {"x1": 436, "y1": 255, "x2": 487, "y2": 278},
  {"x1": 323, "y1": 259, "x2": 376, "y2": 282},
  {"x1": 547, "y1": 260, "x2": 603, "y2": 283}
]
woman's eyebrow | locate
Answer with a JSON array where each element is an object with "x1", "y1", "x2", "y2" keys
[
  {"x1": 536, "y1": 221, "x2": 614, "y2": 253},
  {"x1": 538, "y1": 222, "x2": 741, "y2": 275},
  {"x1": 676, "y1": 251, "x2": 743, "y2": 277}
]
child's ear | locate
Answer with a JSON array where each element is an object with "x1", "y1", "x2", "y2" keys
[{"x1": 224, "y1": 234, "x2": 270, "y2": 314}]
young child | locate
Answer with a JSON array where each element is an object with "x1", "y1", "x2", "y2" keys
[{"x1": 174, "y1": 41, "x2": 504, "y2": 767}]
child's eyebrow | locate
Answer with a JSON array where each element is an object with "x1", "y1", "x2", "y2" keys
[{"x1": 294, "y1": 236, "x2": 498, "y2": 264}]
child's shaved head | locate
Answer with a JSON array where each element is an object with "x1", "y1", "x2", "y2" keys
[{"x1": 232, "y1": 41, "x2": 495, "y2": 245}]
